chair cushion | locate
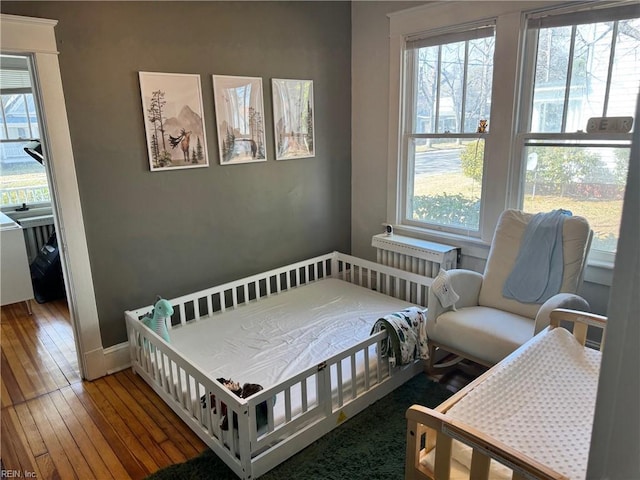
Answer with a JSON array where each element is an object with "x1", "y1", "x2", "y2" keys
[
  {"x1": 478, "y1": 210, "x2": 590, "y2": 319},
  {"x1": 426, "y1": 306, "x2": 534, "y2": 365}
]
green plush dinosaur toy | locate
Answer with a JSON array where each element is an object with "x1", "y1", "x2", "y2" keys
[{"x1": 141, "y1": 296, "x2": 173, "y2": 343}]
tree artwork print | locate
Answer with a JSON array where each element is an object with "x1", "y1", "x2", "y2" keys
[
  {"x1": 139, "y1": 72, "x2": 209, "y2": 171},
  {"x1": 212, "y1": 75, "x2": 267, "y2": 165}
]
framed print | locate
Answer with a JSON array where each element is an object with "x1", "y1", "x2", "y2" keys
[
  {"x1": 272, "y1": 79, "x2": 315, "y2": 160},
  {"x1": 139, "y1": 72, "x2": 209, "y2": 171},
  {"x1": 212, "y1": 75, "x2": 267, "y2": 165}
]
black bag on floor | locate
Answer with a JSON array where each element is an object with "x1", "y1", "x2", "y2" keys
[{"x1": 30, "y1": 232, "x2": 65, "y2": 303}]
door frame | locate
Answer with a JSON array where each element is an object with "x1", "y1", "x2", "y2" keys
[{"x1": 1, "y1": 13, "x2": 106, "y2": 380}]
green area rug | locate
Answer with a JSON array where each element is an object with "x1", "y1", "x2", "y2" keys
[{"x1": 147, "y1": 373, "x2": 452, "y2": 480}]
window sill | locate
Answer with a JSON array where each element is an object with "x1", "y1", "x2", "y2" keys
[
  {"x1": 391, "y1": 224, "x2": 490, "y2": 259},
  {"x1": 391, "y1": 224, "x2": 614, "y2": 287},
  {"x1": 584, "y1": 259, "x2": 614, "y2": 287},
  {"x1": 2, "y1": 204, "x2": 52, "y2": 221}
]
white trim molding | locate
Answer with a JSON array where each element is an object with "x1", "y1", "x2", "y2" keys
[
  {"x1": 103, "y1": 342, "x2": 132, "y2": 375},
  {"x1": 386, "y1": 1, "x2": 560, "y2": 245},
  {"x1": 1, "y1": 13, "x2": 107, "y2": 380}
]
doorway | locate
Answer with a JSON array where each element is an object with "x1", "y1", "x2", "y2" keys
[
  {"x1": 1, "y1": 52, "x2": 77, "y2": 378},
  {"x1": 0, "y1": 54, "x2": 66, "y2": 303},
  {"x1": 1, "y1": 13, "x2": 105, "y2": 380}
]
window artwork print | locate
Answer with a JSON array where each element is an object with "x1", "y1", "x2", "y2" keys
[
  {"x1": 272, "y1": 79, "x2": 315, "y2": 160},
  {"x1": 212, "y1": 75, "x2": 267, "y2": 165},
  {"x1": 139, "y1": 72, "x2": 209, "y2": 171}
]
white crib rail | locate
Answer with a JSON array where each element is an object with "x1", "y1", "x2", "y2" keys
[
  {"x1": 127, "y1": 252, "x2": 335, "y2": 327},
  {"x1": 126, "y1": 316, "x2": 252, "y2": 476},
  {"x1": 332, "y1": 252, "x2": 433, "y2": 306},
  {"x1": 125, "y1": 251, "x2": 432, "y2": 479}
]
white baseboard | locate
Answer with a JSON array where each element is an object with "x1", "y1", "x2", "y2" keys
[
  {"x1": 83, "y1": 347, "x2": 107, "y2": 380},
  {"x1": 103, "y1": 342, "x2": 131, "y2": 374}
]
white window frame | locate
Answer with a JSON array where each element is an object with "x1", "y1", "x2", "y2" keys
[
  {"x1": 512, "y1": 4, "x2": 637, "y2": 266},
  {"x1": 1, "y1": 55, "x2": 53, "y2": 212},
  {"x1": 400, "y1": 21, "x2": 496, "y2": 237},
  {"x1": 388, "y1": 2, "x2": 536, "y2": 253},
  {"x1": 388, "y1": 1, "x2": 636, "y2": 280}
]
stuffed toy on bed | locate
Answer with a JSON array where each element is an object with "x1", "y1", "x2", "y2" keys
[
  {"x1": 141, "y1": 296, "x2": 173, "y2": 344},
  {"x1": 201, "y1": 378, "x2": 270, "y2": 431}
]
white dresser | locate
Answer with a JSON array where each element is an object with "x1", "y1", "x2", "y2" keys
[{"x1": 1, "y1": 212, "x2": 34, "y2": 310}]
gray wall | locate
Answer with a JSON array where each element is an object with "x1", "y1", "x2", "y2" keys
[
  {"x1": 1, "y1": 1, "x2": 352, "y2": 347},
  {"x1": 351, "y1": 1, "x2": 422, "y2": 261}
]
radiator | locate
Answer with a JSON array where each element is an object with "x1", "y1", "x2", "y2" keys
[
  {"x1": 18, "y1": 215, "x2": 55, "y2": 263},
  {"x1": 372, "y1": 233, "x2": 458, "y2": 278}
]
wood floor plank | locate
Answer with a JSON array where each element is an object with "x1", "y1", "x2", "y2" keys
[
  {"x1": 1, "y1": 409, "x2": 23, "y2": 473},
  {"x1": 1, "y1": 374, "x2": 13, "y2": 408},
  {"x1": 1, "y1": 350, "x2": 24, "y2": 407},
  {"x1": 1, "y1": 324, "x2": 39, "y2": 400},
  {"x1": 36, "y1": 394, "x2": 95, "y2": 480},
  {"x1": 3, "y1": 313, "x2": 54, "y2": 396},
  {"x1": 48, "y1": 389, "x2": 114, "y2": 479},
  {"x1": 117, "y1": 370, "x2": 203, "y2": 457},
  {"x1": 92, "y1": 378, "x2": 173, "y2": 469},
  {"x1": 2, "y1": 407, "x2": 43, "y2": 478},
  {"x1": 57, "y1": 386, "x2": 132, "y2": 480},
  {"x1": 159, "y1": 439, "x2": 188, "y2": 465},
  {"x1": 29, "y1": 303, "x2": 80, "y2": 384},
  {"x1": 78, "y1": 380, "x2": 161, "y2": 474},
  {"x1": 2, "y1": 300, "x2": 213, "y2": 480},
  {"x1": 123, "y1": 368, "x2": 206, "y2": 451},
  {"x1": 103, "y1": 373, "x2": 168, "y2": 444},
  {"x1": 36, "y1": 301, "x2": 76, "y2": 354},
  {"x1": 34, "y1": 453, "x2": 59, "y2": 480},
  {"x1": 26, "y1": 394, "x2": 78, "y2": 480},
  {"x1": 14, "y1": 401, "x2": 47, "y2": 457},
  {"x1": 68, "y1": 383, "x2": 147, "y2": 480},
  {"x1": 12, "y1": 316, "x2": 68, "y2": 392}
]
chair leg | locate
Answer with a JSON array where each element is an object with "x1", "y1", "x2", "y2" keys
[{"x1": 426, "y1": 342, "x2": 464, "y2": 375}]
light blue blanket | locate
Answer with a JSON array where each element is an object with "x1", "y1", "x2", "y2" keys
[{"x1": 503, "y1": 209, "x2": 571, "y2": 303}]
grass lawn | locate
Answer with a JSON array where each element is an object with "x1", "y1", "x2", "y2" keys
[
  {"x1": 1, "y1": 168, "x2": 51, "y2": 206},
  {"x1": 414, "y1": 172, "x2": 623, "y2": 241}
]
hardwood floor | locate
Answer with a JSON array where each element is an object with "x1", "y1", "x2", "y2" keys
[
  {"x1": 1, "y1": 299, "x2": 484, "y2": 479},
  {"x1": 428, "y1": 357, "x2": 489, "y2": 394},
  {"x1": 1, "y1": 300, "x2": 206, "y2": 479}
]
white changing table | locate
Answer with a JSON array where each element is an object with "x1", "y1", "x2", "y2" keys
[{"x1": 1, "y1": 212, "x2": 34, "y2": 313}]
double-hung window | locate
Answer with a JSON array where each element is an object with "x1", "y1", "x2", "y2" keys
[
  {"x1": 0, "y1": 54, "x2": 50, "y2": 209},
  {"x1": 517, "y1": 4, "x2": 639, "y2": 260},
  {"x1": 401, "y1": 22, "x2": 495, "y2": 235},
  {"x1": 392, "y1": 2, "x2": 638, "y2": 272}
]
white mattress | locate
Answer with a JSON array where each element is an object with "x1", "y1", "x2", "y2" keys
[
  {"x1": 437, "y1": 327, "x2": 601, "y2": 479},
  {"x1": 168, "y1": 278, "x2": 415, "y2": 389}
]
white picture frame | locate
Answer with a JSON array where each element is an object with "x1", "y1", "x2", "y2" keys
[
  {"x1": 272, "y1": 78, "x2": 315, "y2": 160},
  {"x1": 212, "y1": 75, "x2": 267, "y2": 165},
  {"x1": 139, "y1": 72, "x2": 209, "y2": 171}
]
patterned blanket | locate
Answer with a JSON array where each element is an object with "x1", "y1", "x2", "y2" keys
[{"x1": 370, "y1": 307, "x2": 428, "y2": 367}]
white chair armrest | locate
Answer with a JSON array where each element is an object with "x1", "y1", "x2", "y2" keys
[
  {"x1": 534, "y1": 293, "x2": 590, "y2": 335},
  {"x1": 427, "y1": 269, "x2": 484, "y2": 323}
]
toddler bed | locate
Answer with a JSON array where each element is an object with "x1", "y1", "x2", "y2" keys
[
  {"x1": 126, "y1": 252, "x2": 433, "y2": 479},
  {"x1": 405, "y1": 308, "x2": 606, "y2": 480}
]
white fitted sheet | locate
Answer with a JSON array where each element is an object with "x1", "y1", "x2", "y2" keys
[
  {"x1": 168, "y1": 278, "x2": 415, "y2": 389},
  {"x1": 423, "y1": 327, "x2": 601, "y2": 479}
]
